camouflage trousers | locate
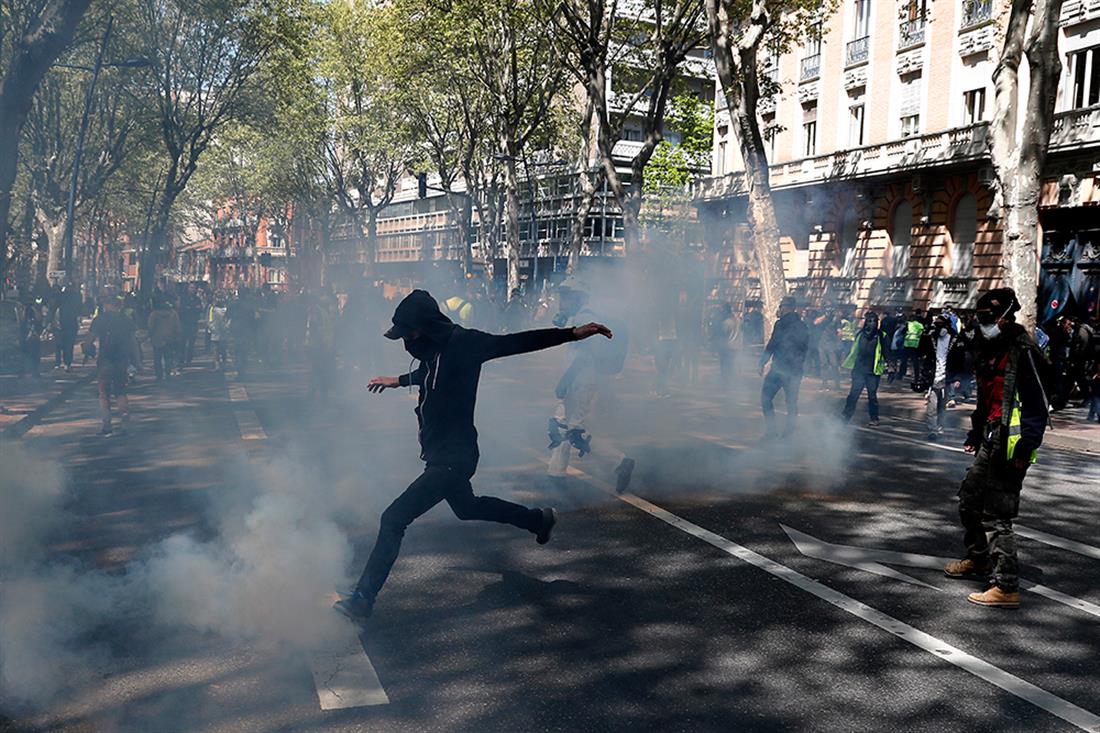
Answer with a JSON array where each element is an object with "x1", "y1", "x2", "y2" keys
[{"x1": 958, "y1": 430, "x2": 1028, "y2": 592}]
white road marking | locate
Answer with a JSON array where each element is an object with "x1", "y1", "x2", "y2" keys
[
  {"x1": 309, "y1": 625, "x2": 390, "y2": 710},
  {"x1": 781, "y1": 525, "x2": 941, "y2": 590},
  {"x1": 543, "y1": 458, "x2": 1100, "y2": 731},
  {"x1": 856, "y1": 424, "x2": 968, "y2": 453},
  {"x1": 781, "y1": 524, "x2": 1100, "y2": 620},
  {"x1": 223, "y1": 379, "x2": 386, "y2": 708},
  {"x1": 1016, "y1": 525, "x2": 1100, "y2": 561},
  {"x1": 616, "y1": 493, "x2": 1100, "y2": 732}
]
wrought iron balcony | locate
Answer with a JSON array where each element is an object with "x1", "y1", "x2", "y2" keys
[
  {"x1": 961, "y1": 0, "x2": 994, "y2": 29},
  {"x1": 800, "y1": 53, "x2": 821, "y2": 81},
  {"x1": 899, "y1": 19, "x2": 926, "y2": 50},
  {"x1": 846, "y1": 36, "x2": 870, "y2": 66}
]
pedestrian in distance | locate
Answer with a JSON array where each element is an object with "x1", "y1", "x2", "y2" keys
[
  {"x1": 840, "y1": 310, "x2": 889, "y2": 426},
  {"x1": 148, "y1": 297, "x2": 181, "y2": 381},
  {"x1": 85, "y1": 293, "x2": 139, "y2": 436},
  {"x1": 921, "y1": 313, "x2": 956, "y2": 440},
  {"x1": 334, "y1": 289, "x2": 613, "y2": 622},
  {"x1": 759, "y1": 296, "x2": 809, "y2": 437},
  {"x1": 944, "y1": 288, "x2": 1050, "y2": 609}
]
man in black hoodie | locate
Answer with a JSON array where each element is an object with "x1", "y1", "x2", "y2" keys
[
  {"x1": 335, "y1": 290, "x2": 611, "y2": 621},
  {"x1": 943, "y1": 288, "x2": 1049, "y2": 609},
  {"x1": 759, "y1": 296, "x2": 809, "y2": 436}
]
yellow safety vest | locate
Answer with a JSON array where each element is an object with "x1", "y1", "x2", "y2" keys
[
  {"x1": 1006, "y1": 395, "x2": 1038, "y2": 464},
  {"x1": 444, "y1": 296, "x2": 472, "y2": 325}
]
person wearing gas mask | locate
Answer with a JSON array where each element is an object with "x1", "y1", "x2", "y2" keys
[
  {"x1": 759, "y1": 296, "x2": 809, "y2": 437},
  {"x1": 840, "y1": 310, "x2": 889, "y2": 426},
  {"x1": 335, "y1": 289, "x2": 612, "y2": 622},
  {"x1": 921, "y1": 313, "x2": 956, "y2": 440},
  {"x1": 944, "y1": 288, "x2": 1049, "y2": 609}
]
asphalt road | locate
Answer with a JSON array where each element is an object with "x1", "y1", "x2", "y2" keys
[{"x1": 3, "y1": 346, "x2": 1099, "y2": 733}]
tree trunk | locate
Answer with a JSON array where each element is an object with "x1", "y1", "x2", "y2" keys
[
  {"x1": 990, "y1": 0, "x2": 1064, "y2": 331},
  {"x1": 502, "y1": 153, "x2": 521, "y2": 296},
  {"x1": 0, "y1": 0, "x2": 92, "y2": 285},
  {"x1": 37, "y1": 209, "x2": 67, "y2": 278},
  {"x1": 365, "y1": 209, "x2": 379, "y2": 276},
  {"x1": 706, "y1": 0, "x2": 786, "y2": 338}
]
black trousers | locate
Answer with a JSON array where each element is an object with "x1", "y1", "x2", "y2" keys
[
  {"x1": 958, "y1": 434, "x2": 1026, "y2": 592},
  {"x1": 843, "y1": 371, "x2": 880, "y2": 420},
  {"x1": 355, "y1": 464, "x2": 543, "y2": 601},
  {"x1": 761, "y1": 369, "x2": 801, "y2": 433}
]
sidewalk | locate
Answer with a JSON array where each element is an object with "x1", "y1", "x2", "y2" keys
[
  {"x1": 0, "y1": 323, "x2": 96, "y2": 439},
  {"x1": 875, "y1": 382, "x2": 1100, "y2": 454}
]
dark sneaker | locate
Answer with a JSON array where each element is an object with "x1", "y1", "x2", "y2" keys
[
  {"x1": 536, "y1": 507, "x2": 557, "y2": 545},
  {"x1": 333, "y1": 590, "x2": 374, "y2": 622},
  {"x1": 944, "y1": 558, "x2": 992, "y2": 580},
  {"x1": 867, "y1": 418, "x2": 880, "y2": 427},
  {"x1": 615, "y1": 458, "x2": 636, "y2": 494},
  {"x1": 928, "y1": 432, "x2": 939, "y2": 441},
  {"x1": 99, "y1": 424, "x2": 113, "y2": 436}
]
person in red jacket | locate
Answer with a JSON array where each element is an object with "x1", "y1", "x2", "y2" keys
[
  {"x1": 335, "y1": 290, "x2": 611, "y2": 622},
  {"x1": 943, "y1": 288, "x2": 1049, "y2": 609}
]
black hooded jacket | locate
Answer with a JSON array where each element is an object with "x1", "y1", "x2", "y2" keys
[{"x1": 391, "y1": 290, "x2": 577, "y2": 470}]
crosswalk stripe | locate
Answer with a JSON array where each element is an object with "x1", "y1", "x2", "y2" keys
[
  {"x1": 1017, "y1": 525, "x2": 1100, "y2": 561},
  {"x1": 222, "y1": 379, "x2": 387, "y2": 709}
]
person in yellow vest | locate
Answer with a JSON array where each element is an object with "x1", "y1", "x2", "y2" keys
[
  {"x1": 840, "y1": 311, "x2": 888, "y2": 426},
  {"x1": 897, "y1": 310, "x2": 925, "y2": 383},
  {"x1": 944, "y1": 288, "x2": 1049, "y2": 609},
  {"x1": 443, "y1": 293, "x2": 473, "y2": 327}
]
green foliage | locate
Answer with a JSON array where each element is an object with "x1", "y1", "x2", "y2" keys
[{"x1": 644, "y1": 93, "x2": 714, "y2": 195}]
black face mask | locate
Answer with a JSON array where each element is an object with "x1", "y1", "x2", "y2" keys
[
  {"x1": 863, "y1": 320, "x2": 878, "y2": 333},
  {"x1": 405, "y1": 335, "x2": 437, "y2": 361}
]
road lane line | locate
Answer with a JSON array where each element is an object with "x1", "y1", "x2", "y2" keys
[
  {"x1": 1016, "y1": 525, "x2": 1100, "y2": 561},
  {"x1": 223, "y1": 379, "x2": 386, "y2": 708},
  {"x1": 542, "y1": 456, "x2": 1100, "y2": 731},
  {"x1": 614, "y1": 492, "x2": 1100, "y2": 731},
  {"x1": 308, "y1": 624, "x2": 390, "y2": 710}
]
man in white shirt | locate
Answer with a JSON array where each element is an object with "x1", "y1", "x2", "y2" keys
[{"x1": 925, "y1": 314, "x2": 956, "y2": 440}]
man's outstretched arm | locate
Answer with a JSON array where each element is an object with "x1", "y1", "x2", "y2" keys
[
  {"x1": 368, "y1": 362, "x2": 428, "y2": 393},
  {"x1": 474, "y1": 323, "x2": 612, "y2": 362}
]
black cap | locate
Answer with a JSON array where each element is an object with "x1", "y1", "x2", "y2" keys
[
  {"x1": 976, "y1": 288, "x2": 1021, "y2": 319},
  {"x1": 384, "y1": 289, "x2": 451, "y2": 339},
  {"x1": 779, "y1": 295, "x2": 797, "y2": 309}
]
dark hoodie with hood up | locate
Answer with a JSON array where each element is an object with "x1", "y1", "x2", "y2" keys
[{"x1": 390, "y1": 290, "x2": 577, "y2": 470}]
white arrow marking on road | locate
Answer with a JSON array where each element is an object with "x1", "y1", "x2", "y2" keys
[
  {"x1": 227, "y1": 383, "x2": 267, "y2": 440},
  {"x1": 781, "y1": 525, "x2": 1100, "y2": 620},
  {"x1": 1016, "y1": 525, "x2": 1100, "y2": 561},
  {"x1": 611, "y1": 493, "x2": 1100, "y2": 732},
  {"x1": 535, "y1": 455, "x2": 1100, "y2": 729},
  {"x1": 309, "y1": 624, "x2": 390, "y2": 710},
  {"x1": 780, "y1": 525, "x2": 942, "y2": 590}
]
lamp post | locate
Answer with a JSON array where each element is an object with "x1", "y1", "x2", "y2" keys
[{"x1": 57, "y1": 17, "x2": 152, "y2": 277}]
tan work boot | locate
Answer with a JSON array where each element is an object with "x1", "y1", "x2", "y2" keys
[
  {"x1": 943, "y1": 558, "x2": 992, "y2": 580},
  {"x1": 968, "y1": 586, "x2": 1020, "y2": 608}
]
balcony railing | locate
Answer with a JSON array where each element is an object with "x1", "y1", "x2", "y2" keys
[
  {"x1": 899, "y1": 18, "x2": 926, "y2": 49},
  {"x1": 694, "y1": 122, "x2": 993, "y2": 201},
  {"x1": 846, "y1": 36, "x2": 870, "y2": 66},
  {"x1": 800, "y1": 53, "x2": 821, "y2": 81},
  {"x1": 961, "y1": 0, "x2": 994, "y2": 29}
]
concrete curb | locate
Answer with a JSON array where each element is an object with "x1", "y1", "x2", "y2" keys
[{"x1": 2, "y1": 372, "x2": 95, "y2": 440}]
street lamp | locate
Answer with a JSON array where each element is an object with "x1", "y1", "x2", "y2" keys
[{"x1": 57, "y1": 16, "x2": 153, "y2": 278}]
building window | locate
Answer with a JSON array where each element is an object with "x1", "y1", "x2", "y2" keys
[
  {"x1": 950, "y1": 192, "x2": 977, "y2": 277},
  {"x1": 803, "y1": 120, "x2": 817, "y2": 157},
  {"x1": 717, "y1": 140, "x2": 727, "y2": 175},
  {"x1": 763, "y1": 114, "x2": 778, "y2": 159},
  {"x1": 801, "y1": 22, "x2": 823, "y2": 81},
  {"x1": 849, "y1": 98, "x2": 866, "y2": 147},
  {"x1": 1069, "y1": 46, "x2": 1100, "y2": 110},
  {"x1": 623, "y1": 128, "x2": 642, "y2": 142},
  {"x1": 839, "y1": 208, "x2": 859, "y2": 277},
  {"x1": 900, "y1": 72, "x2": 922, "y2": 137},
  {"x1": 963, "y1": 88, "x2": 986, "y2": 124},
  {"x1": 961, "y1": 0, "x2": 994, "y2": 30},
  {"x1": 847, "y1": 0, "x2": 871, "y2": 65},
  {"x1": 891, "y1": 199, "x2": 913, "y2": 275}
]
